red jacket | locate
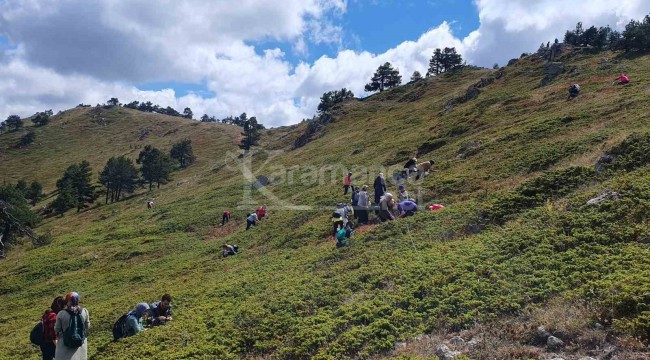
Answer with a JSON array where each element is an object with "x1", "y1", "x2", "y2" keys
[
  {"x1": 42, "y1": 310, "x2": 57, "y2": 342},
  {"x1": 344, "y1": 175, "x2": 351, "y2": 186}
]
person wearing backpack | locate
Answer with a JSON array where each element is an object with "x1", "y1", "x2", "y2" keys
[
  {"x1": 54, "y1": 292, "x2": 89, "y2": 360},
  {"x1": 38, "y1": 296, "x2": 66, "y2": 360},
  {"x1": 125, "y1": 303, "x2": 150, "y2": 337},
  {"x1": 147, "y1": 294, "x2": 173, "y2": 327}
]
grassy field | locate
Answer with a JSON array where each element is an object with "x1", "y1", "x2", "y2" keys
[{"x1": 0, "y1": 47, "x2": 649, "y2": 359}]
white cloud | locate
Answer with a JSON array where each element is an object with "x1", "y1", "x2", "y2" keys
[{"x1": 0, "y1": 0, "x2": 649, "y2": 127}]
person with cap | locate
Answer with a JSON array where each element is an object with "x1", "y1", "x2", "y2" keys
[
  {"x1": 373, "y1": 173, "x2": 386, "y2": 205},
  {"x1": 415, "y1": 160, "x2": 436, "y2": 180},
  {"x1": 124, "y1": 303, "x2": 150, "y2": 337},
  {"x1": 343, "y1": 172, "x2": 352, "y2": 195},
  {"x1": 54, "y1": 292, "x2": 90, "y2": 360},
  {"x1": 398, "y1": 184, "x2": 409, "y2": 202},
  {"x1": 396, "y1": 200, "x2": 418, "y2": 218}
]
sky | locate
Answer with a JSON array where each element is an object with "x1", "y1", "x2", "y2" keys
[{"x1": 0, "y1": 0, "x2": 649, "y2": 127}]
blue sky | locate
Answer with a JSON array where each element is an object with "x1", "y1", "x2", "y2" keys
[
  {"x1": 2, "y1": 0, "x2": 650, "y2": 126},
  {"x1": 144, "y1": 0, "x2": 480, "y2": 99}
]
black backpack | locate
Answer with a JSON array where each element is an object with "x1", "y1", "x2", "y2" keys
[
  {"x1": 62, "y1": 309, "x2": 86, "y2": 348},
  {"x1": 112, "y1": 313, "x2": 129, "y2": 341},
  {"x1": 29, "y1": 321, "x2": 44, "y2": 346}
]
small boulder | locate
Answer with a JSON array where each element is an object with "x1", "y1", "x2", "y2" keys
[
  {"x1": 395, "y1": 342, "x2": 407, "y2": 349},
  {"x1": 547, "y1": 335, "x2": 564, "y2": 351},
  {"x1": 579, "y1": 357, "x2": 597, "y2": 360},
  {"x1": 594, "y1": 322, "x2": 604, "y2": 330},
  {"x1": 466, "y1": 338, "x2": 480, "y2": 348},
  {"x1": 435, "y1": 344, "x2": 462, "y2": 360},
  {"x1": 586, "y1": 191, "x2": 623, "y2": 205},
  {"x1": 449, "y1": 336, "x2": 465, "y2": 345}
]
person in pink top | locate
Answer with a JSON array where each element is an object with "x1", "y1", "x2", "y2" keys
[{"x1": 613, "y1": 73, "x2": 629, "y2": 85}]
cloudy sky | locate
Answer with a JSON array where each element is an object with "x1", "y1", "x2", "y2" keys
[{"x1": 0, "y1": 0, "x2": 649, "y2": 127}]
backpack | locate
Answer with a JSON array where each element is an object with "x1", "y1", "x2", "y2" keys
[
  {"x1": 30, "y1": 321, "x2": 44, "y2": 346},
  {"x1": 62, "y1": 309, "x2": 86, "y2": 348},
  {"x1": 112, "y1": 313, "x2": 130, "y2": 341}
]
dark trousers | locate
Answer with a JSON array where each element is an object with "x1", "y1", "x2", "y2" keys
[
  {"x1": 358, "y1": 209, "x2": 368, "y2": 224},
  {"x1": 41, "y1": 342, "x2": 56, "y2": 360},
  {"x1": 246, "y1": 220, "x2": 255, "y2": 230},
  {"x1": 221, "y1": 213, "x2": 230, "y2": 226},
  {"x1": 374, "y1": 192, "x2": 383, "y2": 205},
  {"x1": 343, "y1": 185, "x2": 350, "y2": 195}
]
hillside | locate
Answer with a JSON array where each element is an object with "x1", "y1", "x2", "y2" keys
[{"x1": 1, "y1": 47, "x2": 650, "y2": 359}]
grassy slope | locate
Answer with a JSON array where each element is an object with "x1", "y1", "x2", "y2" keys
[{"x1": 0, "y1": 49, "x2": 649, "y2": 359}]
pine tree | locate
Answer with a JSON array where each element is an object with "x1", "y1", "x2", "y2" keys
[
  {"x1": 137, "y1": 145, "x2": 174, "y2": 190},
  {"x1": 364, "y1": 62, "x2": 402, "y2": 92},
  {"x1": 427, "y1": 48, "x2": 444, "y2": 76},
  {"x1": 170, "y1": 140, "x2": 196, "y2": 168},
  {"x1": 54, "y1": 161, "x2": 96, "y2": 213},
  {"x1": 409, "y1": 71, "x2": 423, "y2": 83},
  {"x1": 99, "y1": 156, "x2": 139, "y2": 203}
]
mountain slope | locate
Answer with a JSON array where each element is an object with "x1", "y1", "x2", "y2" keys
[{"x1": 1, "y1": 48, "x2": 649, "y2": 359}]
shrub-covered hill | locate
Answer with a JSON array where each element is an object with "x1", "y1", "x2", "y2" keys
[{"x1": 1, "y1": 47, "x2": 649, "y2": 359}]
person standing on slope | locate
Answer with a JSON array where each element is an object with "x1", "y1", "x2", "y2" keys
[
  {"x1": 356, "y1": 185, "x2": 369, "y2": 225},
  {"x1": 373, "y1": 173, "x2": 386, "y2": 205},
  {"x1": 54, "y1": 292, "x2": 90, "y2": 360},
  {"x1": 41, "y1": 296, "x2": 67, "y2": 360},
  {"x1": 221, "y1": 210, "x2": 231, "y2": 226},
  {"x1": 343, "y1": 172, "x2": 352, "y2": 195}
]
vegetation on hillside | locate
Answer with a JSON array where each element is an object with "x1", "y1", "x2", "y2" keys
[{"x1": 1, "y1": 16, "x2": 650, "y2": 359}]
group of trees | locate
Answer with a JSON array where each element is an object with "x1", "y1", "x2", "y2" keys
[
  {"x1": 16, "y1": 131, "x2": 36, "y2": 148},
  {"x1": 52, "y1": 161, "x2": 96, "y2": 214},
  {"x1": 14, "y1": 180, "x2": 43, "y2": 206},
  {"x1": 426, "y1": 47, "x2": 463, "y2": 76},
  {"x1": 199, "y1": 112, "x2": 265, "y2": 151},
  {"x1": 317, "y1": 88, "x2": 354, "y2": 114},
  {"x1": 119, "y1": 99, "x2": 193, "y2": 119},
  {"x1": 2, "y1": 115, "x2": 23, "y2": 132},
  {"x1": 50, "y1": 140, "x2": 194, "y2": 212},
  {"x1": 564, "y1": 15, "x2": 650, "y2": 52},
  {"x1": 363, "y1": 47, "x2": 464, "y2": 94}
]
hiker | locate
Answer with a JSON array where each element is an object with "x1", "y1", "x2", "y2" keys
[
  {"x1": 356, "y1": 185, "x2": 370, "y2": 225},
  {"x1": 54, "y1": 292, "x2": 89, "y2": 360},
  {"x1": 403, "y1": 156, "x2": 417, "y2": 178},
  {"x1": 397, "y1": 200, "x2": 418, "y2": 218},
  {"x1": 415, "y1": 160, "x2": 435, "y2": 180},
  {"x1": 343, "y1": 172, "x2": 352, "y2": 195},
  {"x1": 331, "y1": 211, "x2": 344, "y2": 238},
  {"x1": 568, "y1": 83, "x2": 580, "y2": 99},
  {"x1": 351, "y1": 186, "x2": 360, "y2": 219},
  {"x1": 147, "y1": 294, "x2": 173, "y2": 327},
  {"x1": 221, "y1": 210, "x2": 231, "y2": 226},
  {"x1": 336, "y1": 222, "x2": 353, "y2": 248},
  {"x1": 256, "y1": 205, "x2": 268, "y2": 221},
  {"x1": 125, "y1": 303, "x2": 150, "y2": 338},
  {"x1": 146, "y1": 201, "x2": 153, "y2": 209},
  {"x1": 246, "y1": 212, "x2": 258, "y2": 230},
  {"x1": 398, "y1": 184, "x2": 409, "y2": 202},
  {"x1": 222, "y1": 244, "x2": 239, "y2": 257},
  {"x1": 373, "y1": 173, "x2": 386, "y2": 205},
  {"x1": 613, "y1": 73, "x2": 629, "y2": 85},
  {"x1": 41, "y1": 296, "x2": 67, "y2": 360},
  {"x1": 378, "y1": 193, "x2": 396, "y2": 222}
]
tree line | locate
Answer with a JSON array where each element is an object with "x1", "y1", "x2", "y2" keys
[
  {"x1": 563, "y1": 15, "x2": 650, "y2": 52},
  {"x1": 51, "y1": 139, "x2": 195, "y2": 215}
]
